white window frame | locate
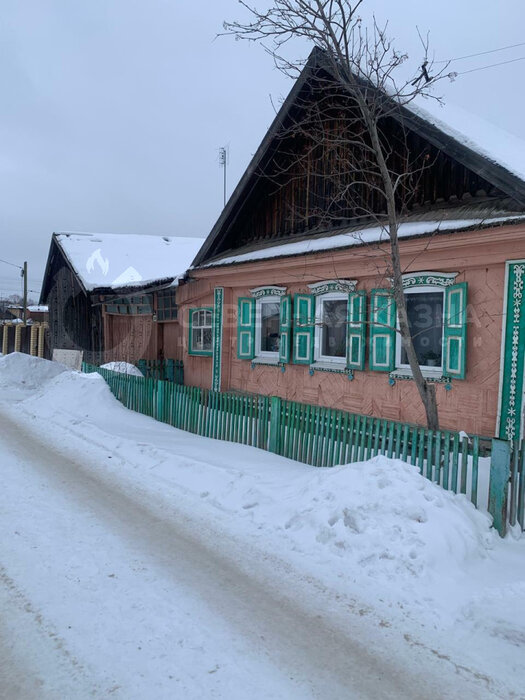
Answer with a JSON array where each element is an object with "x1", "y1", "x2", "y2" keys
[
  {"x1": 314, "y1": 292, "x2": 348, "y2": 365},
  {"x1": 255, "y1": 296, "x2": 281, "y2": 361},
  {"x1": 190, "y1": 308, "x2": 213, "y2": 355},
  {"x1": 396, "y1": 285, "x2": 445, "y2": 372}
]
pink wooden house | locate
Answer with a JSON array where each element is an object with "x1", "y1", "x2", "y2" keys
[{"x1": 177, "y1": 49, "x2": 525, "y2": 441}]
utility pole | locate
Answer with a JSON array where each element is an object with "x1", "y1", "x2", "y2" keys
[
  {"x1": 219, "y1": 147, "x2": 227, "y2": 207},
  {"x1": 22, "y1": 261, "x2": 27, "y2": 324}
]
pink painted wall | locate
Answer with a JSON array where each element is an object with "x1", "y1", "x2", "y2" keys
[
  {"x1": 161, "y1": 321, "x2": 184, "y2": 361},
  {"x1": 177, "y1": 224, "x2": 525, "y2": 435}
]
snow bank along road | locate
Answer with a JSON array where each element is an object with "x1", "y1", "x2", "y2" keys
[{"x1": 0, "y1": 354, "x2": 523, "y2": 698}]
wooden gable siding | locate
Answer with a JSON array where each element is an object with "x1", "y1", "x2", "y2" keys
[
  {"x1": 220, "y1": 120, "x2": 501, "y2": 254},
  {"x1": 46, "y1": 242, "x2": 104, "y2": 363},
  {"x1": 205, "y1": 74, "x2": 505, "y2": 261}
]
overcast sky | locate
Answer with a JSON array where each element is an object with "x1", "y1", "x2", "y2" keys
[{"x1": 1, "y1": 0, "x2": 524, "y2": 298}]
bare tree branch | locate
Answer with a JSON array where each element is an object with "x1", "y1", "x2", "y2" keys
[{"x1": 223, "y1": 0, "x2": 460, "y2": 429}]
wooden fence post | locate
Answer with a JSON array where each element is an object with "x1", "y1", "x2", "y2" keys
[
  {"x1": 2, "y1": 325, "x2": 8, "y2": 355},
  {"x1": 489, "y1": 438, "x2": 511, "y2": 537},
  {"x1": 156, "y1": 380, "x2": 165, "y2": 423},
  {"x1": 30, "y1": 324, "x2": 38, "y2": 356},
  {"x1": 14, "y1": 324, "x2": 21, "y2": 352},
  {"x1": 37, "y1": 324, "x2": 46, "y2": 358},
  {"x1": 268, "y1": 396, "x2": 282, "y2": 455}
]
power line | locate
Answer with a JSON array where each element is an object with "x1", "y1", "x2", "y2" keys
[
  {"x1": 0, "y1": 257, "x2": 22, "y2": 270},
  {"x1": 456, "y1": 55, "x2": 525, "y2": 76},
  {"x1": 436, "y1": 41, "x2": 525, "y2": 64}
]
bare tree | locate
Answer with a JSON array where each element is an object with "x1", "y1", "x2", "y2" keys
[{"x1": 224, "y1": 0, "x2": 453, "y2": 430}]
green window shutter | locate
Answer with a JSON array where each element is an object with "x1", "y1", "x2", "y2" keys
[
  {"x1": 279, "y1": 295, "x2": 291, "y2": 364},
  {"x1": 237, "y1": 297, "x2": 255, "y2": 360},
  {"x1": 347, "y1": 291, "x2": 366, "y2": 370},
  {"x1": 369, "y1": 289, "x2": 396, "y2": 372},
  {"x1": 293, "y1": 294, "x2": 315, "y2": 365},
  {"x1": 443, "y1": 282, "x2": 467, "y2": 379}
]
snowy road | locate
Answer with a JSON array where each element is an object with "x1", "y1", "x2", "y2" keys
[{"x1": 0, "y1": 405, "x2": 499, "y2": 699}]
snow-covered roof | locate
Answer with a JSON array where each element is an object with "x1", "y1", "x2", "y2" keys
[
  {"x1": 202, "y1": 215, "x2": 525, "y2": 268},
  {"x1": 408, "y1": 98, "x2": 525, "y2": 186},
  {"x1": 54, "y1": 232, "x2": 204, "y2": 292},
  {"x1": 27, "y1": 305, "x2": 48, "y2": 313}
]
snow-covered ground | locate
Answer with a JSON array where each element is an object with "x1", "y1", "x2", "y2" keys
[{"x1": 0, "y1": 353, "x2": 524, "y2": 698}]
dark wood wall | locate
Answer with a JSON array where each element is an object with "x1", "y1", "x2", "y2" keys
[
  {"x1": 45, "y1": 242, "x2": 104, "y2": 363},
  {"x1": 215, "y1": 82, "x2": 504, "y2": 255}
]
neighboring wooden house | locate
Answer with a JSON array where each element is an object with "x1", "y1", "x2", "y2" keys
[
  {"x1": 7, "y1": 304, "x2": 49, "y2": 323},
  {"x1": 40, "y1": 232, "x2": 203, "y2": 364},
  {"x1": 177, "y1": 48, "x2": 525, "y2": 440}
]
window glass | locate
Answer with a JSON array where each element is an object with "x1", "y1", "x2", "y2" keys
[
  {"x1": 157, "y1": 290, "x2": 177, "y2": 320},
  {"x1": 192, "y1": 328, "x2": 203, "y2": 351},
  {"x1": 401, "y1": 291, "x2": 443, "y2": 367},
  {"x1": 321, "y1": 299, "x2": 347, "y2": 358},
  {"x1": 105, "y1": 295, "x2": 153, "y2": 315},
  {"x1": 260, "y1": 301, "x2": 280, "y2": 353}
]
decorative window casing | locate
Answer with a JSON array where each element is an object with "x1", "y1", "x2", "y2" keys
[
  {"x1": 314, "y1": 292, "x2": 348, "y2": 365},
  {"x1": 369, "y1": 271, "x2": 467, "y2": 380},
  {"x1": 189, "y1": 307, "x2": 213, "y2": 356},
  {"x1": 255, "y1": 296, "x2": 281, "y2": 359},
  {"x1": 293, "y1": 281, "x2": 365, "y2": 371},
  {"x1": 157, "y1": 289, "x2": 178, "y2": 321},
  {"x1": 237, "y1": 287, "x2": 287, "y2": 364}
]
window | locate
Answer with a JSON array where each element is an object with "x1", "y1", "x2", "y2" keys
[
  {"x1": 157, "y1": 290, "x2": 178, "y2": 321},
  {"x1": 368, "y1": 273, "x2": 468, "y2": 379},
  {"x1": 255, "y1": 297, "x2": 280, "y2": 357},
  {"x1": 104, "y1": 295, "x2": 152, "y2": 315},
  {"x1": 398, "y1": 289, "x2": 444, "y2": 369},
  {"x1": 189, "y1": 308, "x2": 213, "y2": 356},
  {"x1": 314, "y1": 294, "x2": 348, "y2": 363},
  {"x1": 237, "y1": 287, "x2": 287, "y2": 363}
]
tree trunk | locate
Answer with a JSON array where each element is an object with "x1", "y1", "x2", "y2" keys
[
  {"x1": 388, "y1": 223, "x2": 439, "y2": 430},
  {"x1": 366, "y1": 115, "x2": 440, "y2": 431}
]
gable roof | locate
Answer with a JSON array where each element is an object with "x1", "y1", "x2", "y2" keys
[
  {"x1": 193, "y1": 47, "x2": 525, "y2": 268},
  {"x1": 41, "y1": 232, "x2": 204, "y2": 300}
]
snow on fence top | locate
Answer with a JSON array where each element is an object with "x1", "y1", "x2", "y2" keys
[{"x1": 55, "y1": 232, "x2": 204, "y2": 292}]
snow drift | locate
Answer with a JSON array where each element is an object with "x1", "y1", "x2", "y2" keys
[{"x1": 1, "y1": 353, "x2": 524, "y2": 687}]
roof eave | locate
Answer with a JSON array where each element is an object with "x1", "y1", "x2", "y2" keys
[{"x1": 90, "y1": 277, "x2": 176, "y2": 297}]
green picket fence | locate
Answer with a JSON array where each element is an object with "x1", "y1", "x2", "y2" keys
[
  {"x1": 82, "y1": 362, "x2": 516, "y2": 535},
  {"x1": 84, "y1": 363, "x2": 270, "y2": 449},
  {"x1": 274, "y1": 397, "x2": 487, "y2": 502},
  {"x1": 509, "y1": 443, "x2": 525, "y2": 530},
  {"x1": 137, "y1": 358, "x2": 184, "y2": 384}
]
